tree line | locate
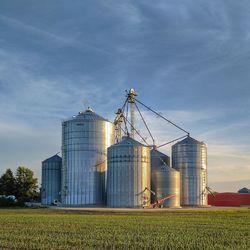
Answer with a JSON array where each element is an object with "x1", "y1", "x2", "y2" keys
[{"x1": 0, "y1": 167, "x2": 39, "y2": 205}]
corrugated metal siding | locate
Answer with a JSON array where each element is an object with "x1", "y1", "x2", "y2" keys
[
  {"x1": 41, "y1": 156, "x2": 62, "y2": 205},
  {"x1": 172, "y1": 136, "x2": 208, "y2": 206},
  {"x1": 150, "y1": 149, "x2": 170, "y2": 168},
  {"x1": 107, "y1": 137, "x2": 151, "y2": 208},
  {"x1": 151, "y1": 166, "x2": 180, "y2": 207},
  {"x1": 61, "y1": 110, "x2": 115, "y2": 206}
]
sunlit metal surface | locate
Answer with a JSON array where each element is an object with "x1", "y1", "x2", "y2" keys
[
  {"x1": 107, "y1": 136, "x2": 151, "y2": 208},
  {"x1": 151, "y1": 165, "x2": 180, "y2": 207},
  {"x1": 150, "y1": 149, "x2": 180, "y2": 207},
  {"x1": 61, "y1": 108, "x2": 115, "y2": 206},
  {"x1": 172, "y1": 136, "x2": 207, "y2": 206},
  {"x1": 41, "y1": 155, "x2": 62, "y2": 205}
]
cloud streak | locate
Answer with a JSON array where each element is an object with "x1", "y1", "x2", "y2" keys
[{"x1": 0, "y1": 14, "x2": 111, "y2": 55}]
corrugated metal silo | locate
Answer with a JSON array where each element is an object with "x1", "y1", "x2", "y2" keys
[
  {"x1": 107, "y1": 136, "x2": 151, "y2": 208},
  {"x1": 150, "y1": 149, "x2": 170, "y2": 169},
  {"x1": 41, "y1": 155, "x2": 62, "y2": 205},
  {"x1": 61, "y1": 108, "x2": 115, "y2": 206},
  {"x1": 151, "y1": 164, "x2": 180, "y2": 207},
  {"x1": 172, "y1": 136, "x2": 207, "y2": 206}
]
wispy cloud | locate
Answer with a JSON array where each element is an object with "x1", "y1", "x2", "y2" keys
[
  {"x1": 0, "y1": 14, "x2": 74, "y2": 46},
  {"x1": 0, "y1": 14, "x2": 111, "y2": 55},
  {"x1": 103, "y1": 1, "x2": 143, "y2": 25}
]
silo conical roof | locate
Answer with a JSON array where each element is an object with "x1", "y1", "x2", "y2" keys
[
  {"x1": 156, "y1": 164, "x2": 179, "y2": 172},
  {"x1": 110, "y1": 136, "x2": 147, "y2": 147},
  {"x1": 151, "y1": 149, "x2": 168, "y2": 158},
  {"x1": 65, "y1": 107, "x2": 110, "y2": 122},
  {"x1": 43, "y1": 154, "x2": 62, "y2": 163},
  {"x1": 174, "y1": 136, "x2": 204, "y2": 145}
]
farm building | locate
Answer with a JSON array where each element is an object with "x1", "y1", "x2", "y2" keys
[{"x1": 208, "y1": 193, "x2": 250, "y2": 207}]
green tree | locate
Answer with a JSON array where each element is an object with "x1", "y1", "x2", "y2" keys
[
  {"x1": 15, "y1": 166, "x2": 38, "y2": 202},
  {"x1": 0, "y1": 168, "x2": 16, "y2": 195}
]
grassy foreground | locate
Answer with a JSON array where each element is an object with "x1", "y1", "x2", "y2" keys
[{"x1": 0, "y1": 208, "x2": 249, "y2": 250}]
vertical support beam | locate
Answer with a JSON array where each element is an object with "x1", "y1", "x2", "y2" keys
[
  {"x1": 130, "y1": 101, "x2": 135, "y2": 138},
  {"x1": 114, "y1": 108, "x2": 123, "y2": 142},
  {"x1": 127, "y1": 88, "x2": 137, "y2": 139}
]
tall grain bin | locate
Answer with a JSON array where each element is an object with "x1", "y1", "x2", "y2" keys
[
  {"x1": 150, "y1": 149, "x2": 170, "y2": 169},
  {"x1": 41, "y1": 155, "x2": 62, "y2": 205},
  {"x1": 172, "y1": 136, "x2": 207, "y2": 206},
  {"x1": 61, "y1": 108, "x2": 115, "y2": 206},
  {"x1": 107, "y1": 136, "x2": 151, "y2": 208}
]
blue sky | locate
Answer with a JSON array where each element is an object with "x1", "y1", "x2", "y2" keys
[{"x1": 0, "y1": 0, "x2": 249, "y2": 191}]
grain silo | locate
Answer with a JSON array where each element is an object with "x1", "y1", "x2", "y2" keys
[
  {"x1": 172, "y1": 136, "x2": 207, "y2": 206},
  {"x1": 41, "y1": 154, "x2": 62, "y2": 205},
  {"x1": 151, "y1": 164, "x2": 180, "y2": 207},
  {"x1": 107, "y1": 136, "x2": 151, "y2": 208},
  {"x1": 150, "y1": 149, "x2": 170, "y2": 169},
  {"x1": 61, "y1": 108, "x2": 115, "y2": 206}
]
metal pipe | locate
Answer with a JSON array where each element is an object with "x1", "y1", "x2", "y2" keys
[
  {"x1": 131, "y1": 101, "x2": 135, "y2": 138},
  {"x1": 135, "y1": 102, "x2": 155, "y2": 146},
  {"x1": 123, "y1": 115, "x2": 149, "y2": 146},
  {"x1": 127, "y1": 89, "x2": 137, "y2": 139},
  {"x1": 135, "y1": 98, "x2": 190, "y2": 135},
  {"x1": 156, "y1": 135, "x2": 188, "y2": 149}
]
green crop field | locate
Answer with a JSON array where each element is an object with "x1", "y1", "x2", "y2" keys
[{"x1": 0, "y1": 208, "x2": 249, "y2": 250}]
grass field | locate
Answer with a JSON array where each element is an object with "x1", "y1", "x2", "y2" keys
[{"x1": 0, "y1": 208, "x2": 249, "y2": 250}]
